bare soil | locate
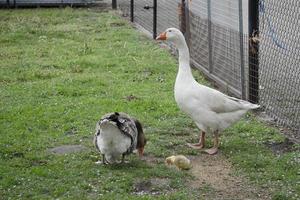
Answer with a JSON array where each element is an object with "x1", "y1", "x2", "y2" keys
[
  {"x1": 264, "y1": 138, "x2": 299, "y2": 155},
  {"x1": 188, "y1": 154, "x2": 271, "y2": 200},
  {"x1": 143, "y1": 153, "x2": 272, "y2": 200},
  {"x1": 133, "y1": 178, "x2": 173, "y2": 196}
]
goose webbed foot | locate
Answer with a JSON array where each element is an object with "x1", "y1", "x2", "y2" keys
[
  {"x1": 187, "y1": 143, "x2": 205, "y2": 149},
  {"x1": 187, "y1": 131, "x2": 206, "y2": 150},
  {"x1": 204, "y1": 132, "x2": 219, "y2": 155},
  {"x1": 204, "y1": 148, "x2": 218, "y2": 155}
]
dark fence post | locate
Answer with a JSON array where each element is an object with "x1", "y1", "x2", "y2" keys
[
  {"x1": 130, "y1": 0, "x2": 134, "y2": 22},
  {"x1": 248, "y1": 0, "x2": 259, "y2": 103},
  {"x1": 153, "y1": 0, "x2": 157, "y2": 39},
  {"x1": 179, "y1": 0, "x2": 186, "y2": 34},
  {"x1": 207, "y1": 0, "x2": 213, "y2": 73},
  {"x1": 112, "y1": 0, "x2": 117, "y2": 9},
  {"x1": 238, "y1": 0, "x2": 246, "y2": 99},
  {"x1": 185, "y1": 0, "x2": 191, "y2": 47}
]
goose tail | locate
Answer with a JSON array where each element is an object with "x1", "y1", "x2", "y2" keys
[
  {"x1": 248, "y1": 103, "x2": 260, "y2": 109},
  {"x1": 241, "y1": 101, "x2": 260, "y2": 110},
  {"x1": 240, "y1": 99, "x2": 260, "y2": 110},
  {"x1": 228, "y1": 96, "x2": 260, "y2": 110}
]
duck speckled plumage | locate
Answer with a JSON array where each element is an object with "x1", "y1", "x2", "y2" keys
[{"x1": 94, "y1": 112, "x2": 146, "y2": 164}]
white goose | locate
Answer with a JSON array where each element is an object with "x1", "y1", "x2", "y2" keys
[{"x1": 156, "y1": 28, "x2": 259, "y2": 155}]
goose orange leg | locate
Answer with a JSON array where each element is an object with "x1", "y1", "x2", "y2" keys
[
  {"x1": 187, "y1": 131, "x2": 206, "y2": 149},
  {"x1": 204, "y1": 131, "x2": 219, "y2": 155}
]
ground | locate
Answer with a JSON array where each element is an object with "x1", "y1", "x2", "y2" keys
[
  {"x1": 188, "y1": 154, "x2": 270, "y2": 199},
  {"x1": 0, "y1": 8, "x2": 299, "y2": 200},
  {"x1": 141, "y1": 153, "x2": 272, "y2": 200}
]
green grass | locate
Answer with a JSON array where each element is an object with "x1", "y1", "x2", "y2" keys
[
  {"x1": 223, "y1": 117, "x2": 299, "y2": 199},
  {"x1": 0, "y1": 8, "x2": 299, "y2": 200}
]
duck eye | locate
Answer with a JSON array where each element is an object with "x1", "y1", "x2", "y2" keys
[{"x1": 168, "y1": 30, "x2": 172, "y2": 32}]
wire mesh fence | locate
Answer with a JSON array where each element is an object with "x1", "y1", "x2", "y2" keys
[
  {"x1": 134, "y1": 0, "x2": 153, "y2": 34},
  {"x1": 189, "y1": 0, "x2": 247, "y2": 98},
  {"x1": 117, "y1": 0, "x2": 299, "y2": 137},
  {"x1": 258, "y1": 0, "x2": 300, "y2": 132},
  {"x1": 156, "y1": 0, "x2": 180, "y2": 33}
]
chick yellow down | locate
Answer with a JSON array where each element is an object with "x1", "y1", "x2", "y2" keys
[{"x1": 165, "y1": 155, "x2": 192, "y2": 170}]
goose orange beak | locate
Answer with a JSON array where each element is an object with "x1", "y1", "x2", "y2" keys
[{"x1": 156, "y1": 32, "x2": 167, "y2": 40}]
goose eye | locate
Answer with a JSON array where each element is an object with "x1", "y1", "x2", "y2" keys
[{"x1": 168, "y1": 30, "x2": 172, "y2": 32}]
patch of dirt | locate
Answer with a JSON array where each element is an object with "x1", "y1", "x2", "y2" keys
[
  {"x1": 123, "y1": 94, "x2": 139, "y2": 101},
  {"x1": 142, "y1": 153, "x2": 271, "y2": 199},
  {"x1": 109, "y1": 22, "x2": 126, "y2": 27},
  {"x1": 64, "y1": 127, "x2": 78, "y2": 135},
  {"x1": 188, "y1": 154, "x2": 271, "y2": 200},
  {"x1": 132, "y1": 178, "x2": 172, "y2": 196},
  {"x1": 48, "y1": 145, "x2": 87, "y2": 155},
  {"x1": 264, "y1": 138, "x2": 299, "y2": 155},
  {"x1": 11, "y1": 152, "x2": 25, "y2": 158},
  {"x1": 141, "y1": 154, "x2": 164, "y2": 166},
  {"x1": 31, "y1": 160, "x2": 48, "y2": 166},
  {"x1": 3, "y1": 151, "x2": 25, "y2": 160}
]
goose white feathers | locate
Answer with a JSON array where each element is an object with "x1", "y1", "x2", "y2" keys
[
  {"x1": 94, "y1": 112, "x2": 146, "y2": 164},
  {"x1": 156, "y1": 28, "x2": 259, "y2": 155}
]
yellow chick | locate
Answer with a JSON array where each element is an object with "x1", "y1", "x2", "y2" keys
[{"x1": 165, "y1": 155, "x2": 192, "y2": 170}]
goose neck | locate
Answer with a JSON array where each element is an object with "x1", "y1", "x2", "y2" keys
[
  {"x1": 177, "y1": 41, "x2": 192, "y2": 77},
  {"x1": 177, "y1": 42, "x2": 190, "y2": 64}
]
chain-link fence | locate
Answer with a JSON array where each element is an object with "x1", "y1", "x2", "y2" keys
[
  {"x1": 118, "y1": 0, "x2": 299, "y2": 138},
  {"x1": 258, "y1": 0, "x2": 300, "y2": 133}
]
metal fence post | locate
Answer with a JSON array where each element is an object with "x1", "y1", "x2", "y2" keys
[
  {"x1": 248, "y1": 0, "x2": 259, "y2": 103},
  {"x1": 185, "y1": 0, "x2": 191, "y2": 48},
  {"x1": 179, "y1": 0, "x2": 186, "y2": 34},
  {"x1": 207, "y1": 0, "x2": 213, "y2": 73},
  {"x1": 112, "y1": 0, "x2": 117, "y2": 9},
  {"x1": 153, "y1": 0, "x2": 157, "y2": 39},
  {"x1": 238, "y1": 0, "x2": 246, "y2": 99},
  {"x1": 130, "y1": 0, "x2": 134, "y2": 22}
]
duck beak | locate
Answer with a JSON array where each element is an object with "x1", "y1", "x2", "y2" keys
[{"x1": 156, "y1": 32, "x2": 167, "y2": 40}]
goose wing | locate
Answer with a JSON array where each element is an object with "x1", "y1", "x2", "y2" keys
[{"x1": 193, "y1": 84, "x2": 259, "y2": 113}]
